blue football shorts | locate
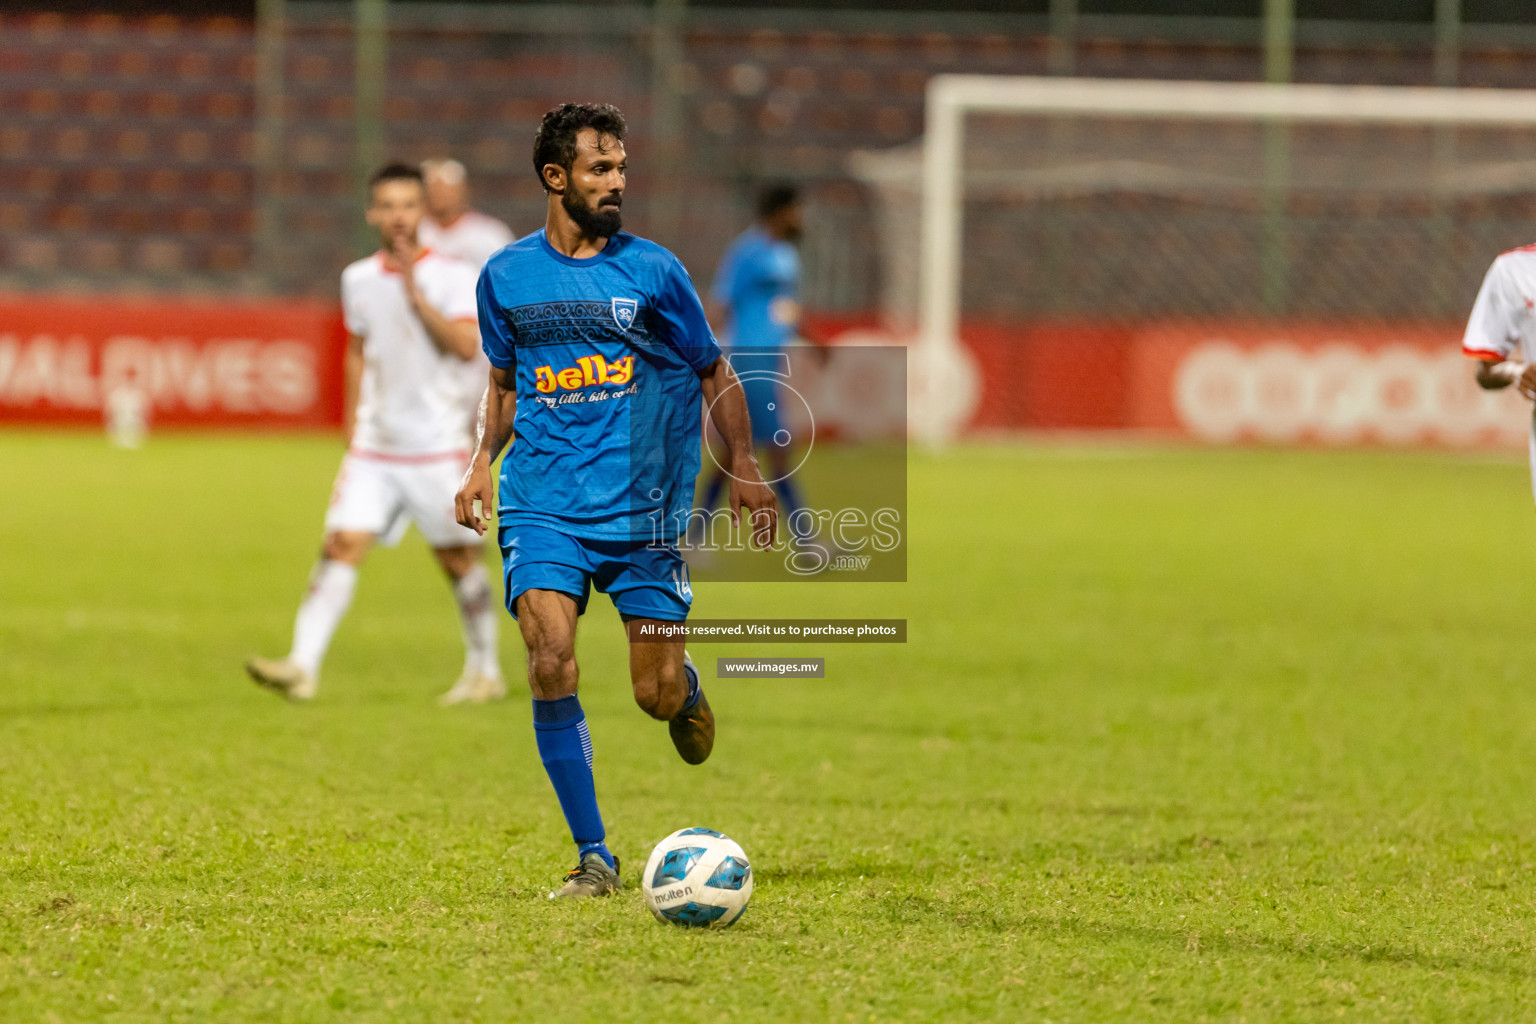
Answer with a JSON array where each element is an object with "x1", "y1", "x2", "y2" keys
[{"x1": 499, "y1": 522, "x2": 692, "y2": 622}]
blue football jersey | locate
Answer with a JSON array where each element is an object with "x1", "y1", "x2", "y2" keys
[
  {"x1": 478, "y1": 230, "x2": 722, "y2": 542},
  {"x1": 710, "y1": 227, "x2": 800, "y2": 353}
]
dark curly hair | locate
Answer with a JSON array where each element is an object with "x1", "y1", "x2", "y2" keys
[
  {"x1": 532, "y1": 103, "x2": 627, "y2": 191},
  {"x1": 757, "y1": 183, "x2": 800, "y2": 219},
  {"x1": 367, "y1": 161, "x2": 423, "y2": 192}
]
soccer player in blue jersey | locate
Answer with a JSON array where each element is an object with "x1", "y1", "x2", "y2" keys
[
  {"x1": 700, "y1": 184, "x2": 808, "y2": 526},
  {"x1": 454, "y1": 103, "x2": 778, "y2": 898}
]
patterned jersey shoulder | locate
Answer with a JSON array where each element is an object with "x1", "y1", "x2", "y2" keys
[{"x1": 611, "y1": 231, "x2": 686, "y2": 275}]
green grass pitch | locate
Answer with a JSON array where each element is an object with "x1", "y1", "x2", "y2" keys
[{"x1": 5, "y1": 432, "x2": 1536, "y2": 1021}]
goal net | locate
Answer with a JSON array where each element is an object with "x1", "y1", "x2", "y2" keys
[{"x1": 851, "y1": 77, "x2": 1536, "y2": 445}]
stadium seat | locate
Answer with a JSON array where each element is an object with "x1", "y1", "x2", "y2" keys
[
  {"x1": 26, "y1": 89, "x2": 62, "y2": 116},
  {"x1": 1, "y1": 126, "x2": 29, "y2": 160},
  {"x1": 78, "y1": 237, "x2": 122, "y2": 271},
  {"x1": 177, "y1": 51, "x2": 212, "y2": 81},
  {"x1": 85, "y1": 168, "x2": 121, "y2": 196},
  {"x1": 14, "y1": 236, "x2": 61, "y2": 271},
  {"x1": 175, "y1": 131, "x2": 211, "y2": 164},
  {"x1": 54, "y1": 128, "x2": 89, "y2": 162},
  {"x1": 0, "y1": 204, "x2": 28, "y2": 232},
  {"x1": 136, "y1": 238, "x2": 184, "y2": 273}
]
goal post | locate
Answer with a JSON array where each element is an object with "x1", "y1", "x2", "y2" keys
[{"x1": 909, "y1": 75, "x2": 1536, "y2": 443}]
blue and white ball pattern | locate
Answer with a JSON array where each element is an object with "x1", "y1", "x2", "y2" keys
[{"x1": 641, "y1": 828, "x2": 753, "y2": 928}]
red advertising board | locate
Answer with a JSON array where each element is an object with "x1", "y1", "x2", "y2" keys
[
  {"x1": 2, "y1": 300, "x2": 1518, "y2": 447},
  {"x1": 1119, "y1": 324, "x2": 1523, "y2": 448},
  {"x1": 809, "y1": 315, "x2": 1527, "y2": 448},
  {"x1": 0, "y1": 296, "x2": 346, "y2": 429}
]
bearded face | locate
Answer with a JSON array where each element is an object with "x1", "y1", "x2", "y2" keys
[{"x1": 562, "y1": 175, "x2": 623, "y2": 237}]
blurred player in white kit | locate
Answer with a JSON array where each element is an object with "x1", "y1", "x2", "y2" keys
[
  {"x1": 420, "y1": 159, "x2": 514, "y2": 266},
  {"x1": 1464, "y1": 243, "x2": 1536, "y2": 499},
  {"x1": 420, "y1": 159, "x2": 516, "y2": 434},
  {"x1": 246, "y1": 162, "x2": 504, "y2": 705}
]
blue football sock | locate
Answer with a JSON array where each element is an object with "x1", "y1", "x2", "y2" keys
[
  {"x1": 532, "y1": 695, "x2": 614, "y2": 870},
  {"x1": 680, "y1": 656, "x2": 702, "y2": 713}
]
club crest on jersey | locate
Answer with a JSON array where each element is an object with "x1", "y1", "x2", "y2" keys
[{"x1": 611, "y1": 297, "x2": 638, "y2": 332}]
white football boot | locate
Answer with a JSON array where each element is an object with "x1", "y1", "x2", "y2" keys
[
  {"x1": 438, "y1": 670, "x2": 507, "y2": 706},
  {"x1": 245, "y1": 656, "x2": 318, "y2": 702}
]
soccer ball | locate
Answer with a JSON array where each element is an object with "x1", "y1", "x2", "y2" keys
[{"x1": 641, "y1": 827, "x2": 753, "y2": 928}]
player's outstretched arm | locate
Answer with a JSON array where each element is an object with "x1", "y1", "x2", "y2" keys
[
  {"x1": 699, "y1": 356, "x2": 778, "y2": 549},
  {"x1": 456, "y1": 366, "x2": 516, "y2": 535}
]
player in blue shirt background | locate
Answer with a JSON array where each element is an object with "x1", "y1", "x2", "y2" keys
[
  {"x1": 701, "y1": 184, "x2": 809, "y2": 529},
  {"x1": 455, "y1": 103, "x2": 778, "y2": 899}
]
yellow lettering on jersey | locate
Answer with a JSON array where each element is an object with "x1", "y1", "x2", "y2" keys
[{"x1": 533, "y1": 353, "x2": 637, "y2": 393}]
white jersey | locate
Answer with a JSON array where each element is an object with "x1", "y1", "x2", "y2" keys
[
  {"x1": 419, "y1": 211, "x2": 514, "y2": 421},
  {"x1": 419, "y1": 210, "x2": 514, "y2": 267},
  {"x1": 341, "y1": 249, "x2": 480, "y2": 457},
  {"x1": 1463, "y1": 244, "x2": 1536, "y2": 499},
  {"x1": 1462, "y1": 245, "x2": 1536, "y2": 364}
]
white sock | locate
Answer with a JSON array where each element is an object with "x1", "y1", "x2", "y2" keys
[
  {"x1": 452, "y1": 563, "x2": 501, "y2": 678},
  {"x1": 288, "y1": 560, "x2": 358, "y2": 677}
]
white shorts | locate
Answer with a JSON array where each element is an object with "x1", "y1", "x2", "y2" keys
[{"x1": 324, "y1": 450, "x2": 480, "y2": 549}]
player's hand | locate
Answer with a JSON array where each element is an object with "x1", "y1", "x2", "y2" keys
[
  {"x1": 389, "y1": 235, "x2": 422, "y2": 302},
  {"x1": 455, "y1": 455, "x2": 495, "y2": 536},
  {"x1": 1518, "y1": 364, "x2": 1536, "y2": 401},
  {"x1": 727, "y1": 453, "x2": 779, "y2": 550}
]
